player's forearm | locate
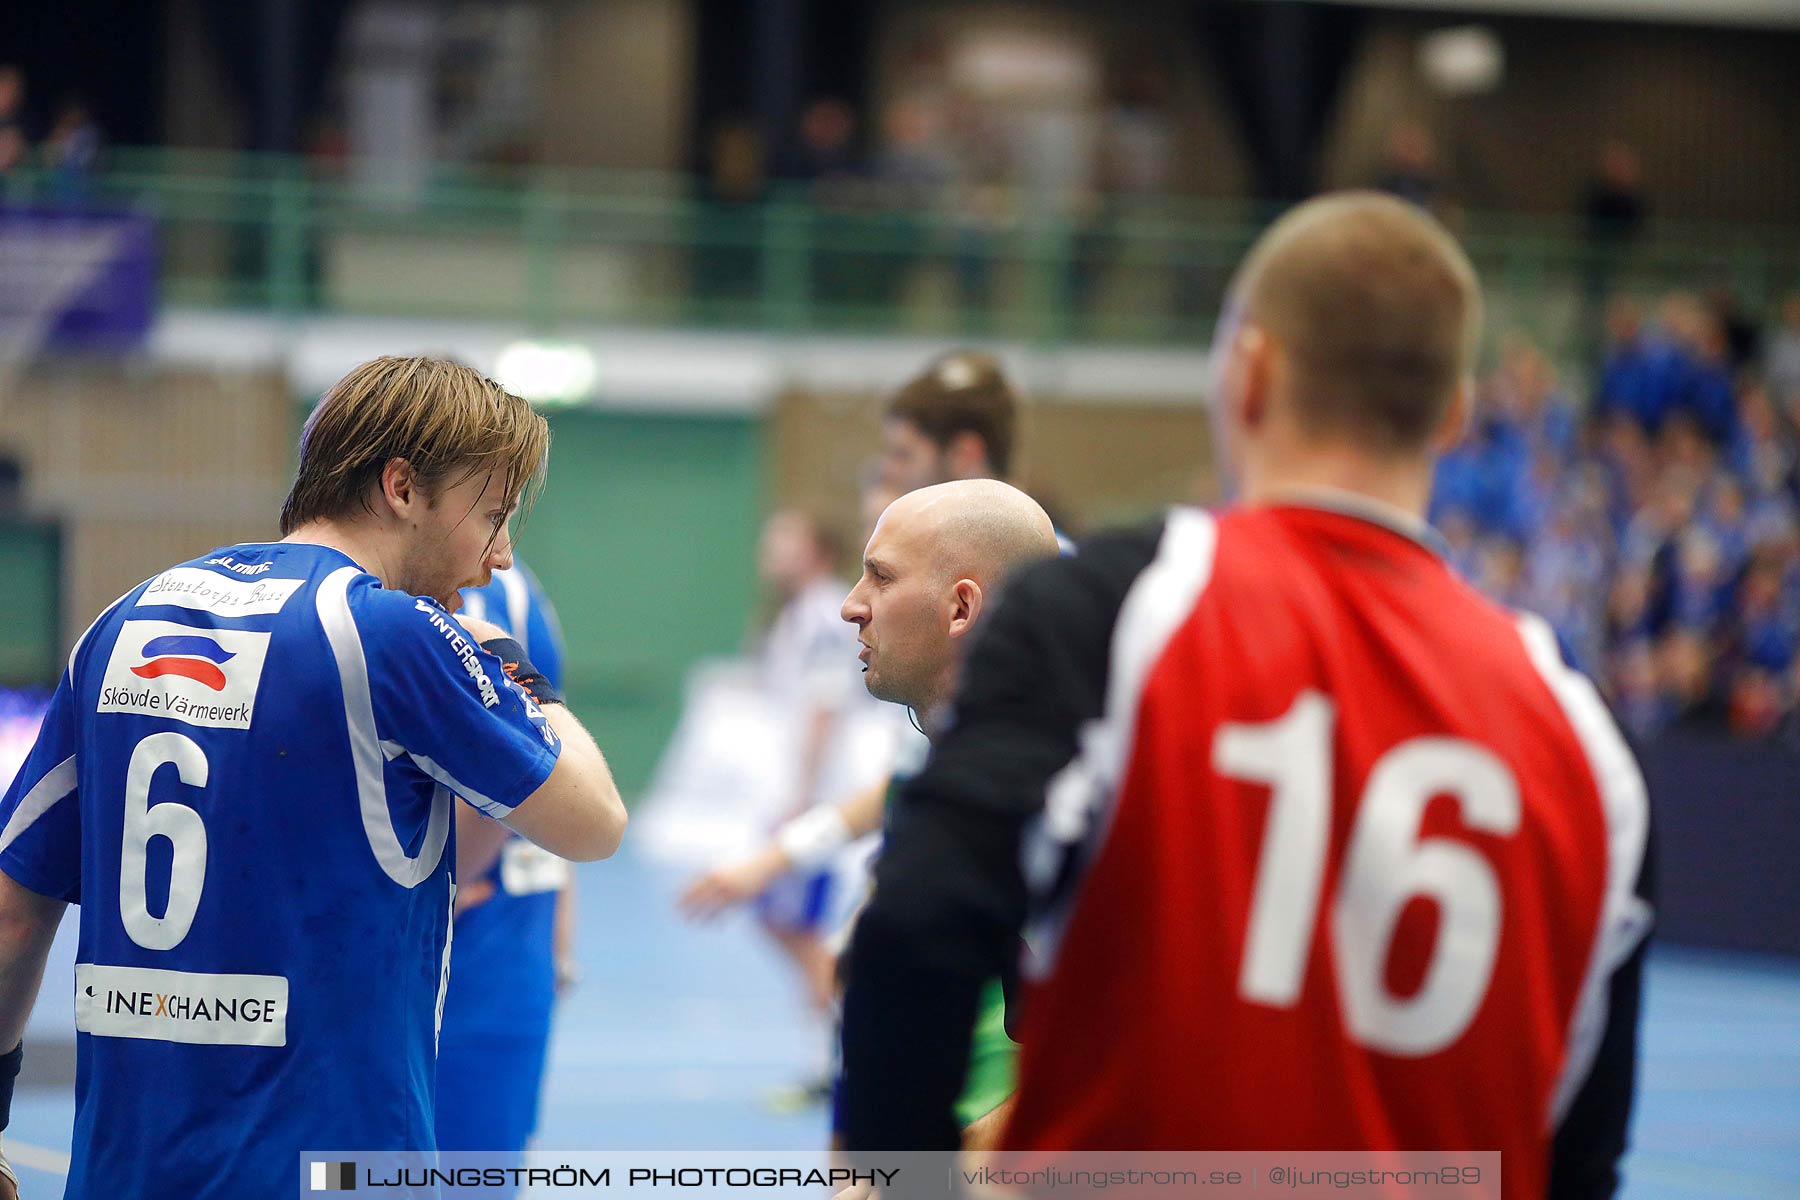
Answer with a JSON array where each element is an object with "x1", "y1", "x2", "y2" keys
[
  {"x1": 785, "y1": 705, "x2": 837, "y2": 820},
  {"x1": 839, "y1": 777, "x2": 888, "y2": 840},
  {"x1": 0, "y1": 873, "x2": 65, "y2": 1051},
  {"x1": 507, "y1": 705, "x2": 627, "y2": 861},
  {"x1": 766, "y1": 777, "x2": 887, "y2": 877}
]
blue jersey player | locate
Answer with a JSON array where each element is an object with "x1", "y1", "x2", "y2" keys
[
  {"x1": 436, "y1": 563, "x2": 572, "y2": 1173},
  {"x1": 0, "y1": 357, "x2": 626, "y2": 1199}
]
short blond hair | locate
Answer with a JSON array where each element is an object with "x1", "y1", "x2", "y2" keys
[
  {"x1": 280, "y1": 356, "x2": 548, "y2": 536},
  {"x1": 1233, "y1": 191, "x2": 1481, "y2": 452}
]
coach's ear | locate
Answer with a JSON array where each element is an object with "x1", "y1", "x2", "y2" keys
[
  {"x1": 1430, "y1": 375, "x2": 1476, "y2": 454},
  {"x1": 379, "y1": 457, "x2": 423, "y2": 521},
  {"x1": 946, "y1": 577, "x2": 985, "y2": 641}
]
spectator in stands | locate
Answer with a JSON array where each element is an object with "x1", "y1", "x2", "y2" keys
[
  {"x1": 1596, "y1": 297, "x2": 1683, "y2": 435},
  {"x1": 45, "y1": 97, "x2": 101, "y2": 203},
  {"x1": 1493, "y1": 334, "x2": 1579, "y2": 463},
  {"x1": 1582, "y1": 139, "x2": 1646, "y2": 245},
  {"x1": 1580, "y1": 140, "x2": 1647, "y2": 344},
  {"x1": 1669, "y1": 528, "x2": 1732, "y2": 632},
  {"x1": 1610, "y1": 638, "x2": 1669, "y2": 738},
  {"x1": 0, "y1": 65, "x2": 26, "y2": 175},
  {"x1": 1659, "y1": 627, "x2": 1722, "y2": 727},
  {"x1": 1766, "y1": 294, "x2": 1800, "y2": 413},
  {"x1": 792, "y1": 98, "x2": 861, "y2": 192},
  {"x1": 1681, "y1": 311, "x2": 1741, "y2": 446},
  {"x1": 1709, "y1": 286, "x2": 1761, "y2": 373},
  {"x1": 1731, "y1": 378, "x2": 1794, "y2": 501},
  {"x1": 1375, "y1": 120, "x2": 1441, "y2": 210}
]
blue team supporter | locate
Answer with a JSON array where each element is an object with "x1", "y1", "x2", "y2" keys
[{"x1": 0, "y1": 356, "x2": 626, "y2": 1199}]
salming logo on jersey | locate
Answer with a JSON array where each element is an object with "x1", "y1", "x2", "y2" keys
[
  {"x1": 98, "y1": 620, "x2": 272, "y2": 729},
  {"x1": 205, "y1": 554, "x2": 273, "y2": 576},
  {"x1": 139, "y1": 567, "x2": 303, "y2": 617}
]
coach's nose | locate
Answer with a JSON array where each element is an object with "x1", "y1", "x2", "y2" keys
[{"x1": 841, "y1": 581, "x2": 870, "y2": 628}]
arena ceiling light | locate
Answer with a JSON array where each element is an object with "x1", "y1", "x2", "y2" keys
[
  {"x1": 493, "y1": 340, "x2": 598, "y2": 407},
  {"x1": 1418, "y1": 25, "x2": 1505, "y2": 95}
]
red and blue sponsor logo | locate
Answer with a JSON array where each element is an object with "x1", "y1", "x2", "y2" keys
[{"x1": 130, "y1": 634, "x2": 236, "y2": 692}]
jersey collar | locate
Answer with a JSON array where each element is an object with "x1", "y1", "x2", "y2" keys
[{"x1": 1258, "y1": 486, "x2": 1449, "y2": 558}]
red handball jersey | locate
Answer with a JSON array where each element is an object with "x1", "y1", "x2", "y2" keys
[{"x1": 1001, "y1": 504, "x2": 1651, "y2": 1198}]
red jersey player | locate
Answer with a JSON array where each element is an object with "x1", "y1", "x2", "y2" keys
[{"x1": 838, "y1": 192, "x2": 1652, "y2": 1200}]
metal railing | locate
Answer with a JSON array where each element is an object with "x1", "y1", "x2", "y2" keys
[{"x1": 4, "y1": 147, "x2": 1797, "y2": 358}]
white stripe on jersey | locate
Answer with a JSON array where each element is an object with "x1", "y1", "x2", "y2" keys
[
  {"x1": 0, "y1": 755, "x2": 78, "y2": 857},
  {"x1": 316, "y1": 566, "x2": 451, "y2": 888},
  {"x1": 380, "y1": 739, "x2": 511, "y2": 820},
  {"x1": 1516, "y1": 613, "x2": 1653, "y2": 1127},
  {"x1": 1024, "y1": 507, "x2": 1219, "y2": 977}
]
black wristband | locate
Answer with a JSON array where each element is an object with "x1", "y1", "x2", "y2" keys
[
  {"x1": 1, "y1": 1040, "x2": 21, "y2": 1132},
  {"x1": 480, "y1": 637, "x2": 565, "y2": 707}
]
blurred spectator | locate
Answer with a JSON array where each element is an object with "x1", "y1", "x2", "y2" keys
[
  {"x1": 1582, "y1": 139, "x2": 1646, "y2": 244},
  {"x1": 1681, "y1": 309, "x2": 1739, "y2": 445},
  {"x1": 705, "y1": 118, "x2": 766, "y2": 204},
  {"x1": 45, "y1": 97, "x2": 102, "y2": 203},
  {"x1": 1441, "y1": 296, "x2": 1800, "y2": 742},
  {"x1": 1610, "y1": 639, "x2": 1670, "y2": 738},
  {"x1": 1375, "y1": 120, "x2": 1441, "y2": 210},
  {"x1": 1595, "y1": 297, "x2": 1683, "y2": 435},
  {"x1": 1767, "y1": 293, "x2": 1800, "y2": 413},
  {"x1": 1731, "y1": 377, "x2": 1795, "y2": 500},
  {"x1": 792, "y1": 98, "x2": 861, "y2": 191},
  {"x1": 1709, "y1": 286, "x2": 1760, "y2": 372},
  {"x1": 0, "y1": 65, "x2": 26, "y2": 174},
  {"x1": 1578, "y1": 141, "x2": 1646, "y2": 353},
  {"x1": 871, "y1": 96, "x2": 952, "y2": 202}
]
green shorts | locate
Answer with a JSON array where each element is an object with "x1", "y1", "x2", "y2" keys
[{"x1": 954, "y1": 978, "x2": 1017, "y2": 1126}]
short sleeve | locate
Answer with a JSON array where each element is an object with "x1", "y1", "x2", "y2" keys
[
  {"x1": 362, "y1": 593, "x2": 560, "y2": 819},
  {"x1": 0, "y1": 676, "x2": 84, "y2": 903}
]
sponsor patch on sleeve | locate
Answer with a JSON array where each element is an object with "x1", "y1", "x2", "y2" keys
[
  {"x1": 98, "y1": 619, "x2": 272, "y2": 729},
  {"x1": 411, "y1": 599, "x2": 501, "y2": 708}
]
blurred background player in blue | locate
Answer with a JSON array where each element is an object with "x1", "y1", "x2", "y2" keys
[{"x1": 435, "y1": 561, "x2": 575, "y2": 1187}]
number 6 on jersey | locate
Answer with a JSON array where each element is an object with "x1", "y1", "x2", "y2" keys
[{"x1": 120, "y1": 732, "x2": 210, "y2": 952}]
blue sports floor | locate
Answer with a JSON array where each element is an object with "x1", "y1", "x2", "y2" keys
[{"x1": 9, "y1": 843, "x2": 1799, "y2": 1197}]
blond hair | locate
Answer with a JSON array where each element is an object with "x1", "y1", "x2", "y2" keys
[
  {"x1": 280, "y1": 356, "x2": 548, "y2": 536},
  {"x1": 1233, "y1": 191, "x2": 1481, "y2": 452}
]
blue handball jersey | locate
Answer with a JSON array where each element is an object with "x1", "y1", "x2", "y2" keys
[
  {"x1": 0, "y1": 543, "x2": 561, "y2": 1200},
  {"x1": 441, "y1": 565, "x2": 569, "y2": 1045}
]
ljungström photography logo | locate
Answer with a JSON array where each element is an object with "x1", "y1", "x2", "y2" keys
[{"x1": 310, "y1": 1161, "x2": 356, "y2": 1191}]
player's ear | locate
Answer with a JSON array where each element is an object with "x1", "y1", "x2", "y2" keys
[
  {"x1": 379, "y1": 457, "x2": 422, "y2": 520},
  {"x1": 1232, "y1": 325, "x2": 1274, "y2": 433},
  {"x1": 947, "y1": 577, "x2": 984, "y2": 640},
  {"x1": 1430, "y1": 374, "x2": 1476, "y2": 454}
]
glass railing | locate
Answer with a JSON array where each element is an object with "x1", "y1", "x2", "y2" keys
[{"x1": 3, "y1": 147, "x2": 1796, "y2": 359}]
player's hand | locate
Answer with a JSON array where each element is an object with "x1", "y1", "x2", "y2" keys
[
  {"x1": 453, "y1": 877, "x2": 497, "y2": 916},
  {"x1": 677, "y1": 848, "x2": 786, "y2": 921},
  {"x1": 455, "y1": 614, "x2": 508, "y2": 644}
]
